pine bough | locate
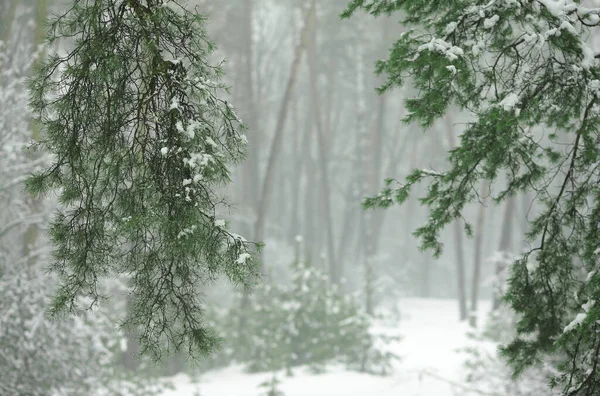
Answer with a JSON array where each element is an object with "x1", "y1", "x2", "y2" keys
[
  {"x1": 26, "y1": 0, "x2": 259, "y2": 360},
  {"x1": 345, "y1": 0, "x2": 600, "y2": 394}
]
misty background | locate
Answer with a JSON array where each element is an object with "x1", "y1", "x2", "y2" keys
[{"x1": 0, "y1": 0, "x2": 566, "y2": 395}]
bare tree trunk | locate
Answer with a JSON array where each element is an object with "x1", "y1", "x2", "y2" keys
[
  {"x1": 34, "y1": 0, "x2": 48, "y2": 65},
  {"x1": 422, "y1": 257, "x2": 434, "y2": 297},
  {"x1": 453, "y1": 224, "x2": 468, "y2": 320},
  {"x1": 520, "y1": 192, "x2": 531, "y2": 248},
  {"x1": 371, "y1": 125, "x2": 411, "y2": 252},
  {"x1": 254, "y1": 5, "x2": 314, "y2": 246},
  {"x1": 354, "y1": 19, "x2": 375, "y2": 314},
  {"x1": 23, "y1": 0, "x2": 49, "y2": 265},
  {"x1": 242, "y1": 0, "x2": 260, "y2": 211},
  {"x1": 360, "y1": 18, "x2": 393, "y2": 301},
  {"x1": 304, "y1": 124, "x2": 316, "y2": 264},
  {"x1": 307, "y1": 0, "x2": 337, "y2": 281},
  {"x1": 370, "y1": 18, "x2": 391, "y2": 192},
  {"x1": 276, "y1": 157, "x2": 289, "y2": 236},
  {"x1": 289, "y1": 97, "x2": 309, "y2": 241},
  {"x1": 123, "y1": 289, "x2": 140, "y2": 371},
  {"x1": 0, "y1": 0, "x2": 18, "y2": 47},
  {"x1": 492, "y1": 196, "x2": 516, "y2": 310},
  {"x1": 0, "y1": 1, "x2": 18, "y2": 95},
  {"x1": 405, "y1": 138, "x2": 419, "y2": 293},
  {"x1": 443, "y1": 115, "x2": 468, "y2": 321},
  {"x1": 470, "y1": 180, "x2": 490, "y2": 327},
  {"x1": 419, "y1": 125, "x2": 444, "y2": 298},
  {"x1": 365, "y1": 17, "x2": 391, "y2": 268},
  {"x1": 336, "y1": 178, "x2": 358, "y2": 269}
]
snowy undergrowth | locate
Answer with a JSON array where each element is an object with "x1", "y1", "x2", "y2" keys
[
  {"x1": 202, "y1": 259, "x2": 399, "y2": 375},
  {"x1": 463, "y1": 306, "x2": 558, "y2": 396},
  {"x1": 160, "y1": 298, "x2": 495, "y2": 396}
]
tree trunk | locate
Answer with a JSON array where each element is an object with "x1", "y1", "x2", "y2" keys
[
  {"x1": 443, "y1": 115, "x2": 468, "y2": 321},
  {"x1": 520, "y1": 192, "x2": 531, "y2": 249},
  {"x1": 123, "y1": 329, "x2": 140, "y2": 371},
  {"x1": 405, "y1": 139, "x2": 419, "y2": 293},
  {"x1": 304, "y1": 124, "x2": 316, "y2": 264},
  {"x1": 492, "y1": 196, "x2": 516, "y2": 310},
  {"x1": 0, "y1": 0, "x2": 18, "y2": 47},
  {"x1": 354, "y1": 18, "x2": 375, "y2": 314},
  {"x1": 242, "y1": 0, "x2": 260, "y2": 210},
  {"x1": 336, "y1": 178, "x2": 358, "y2": 269},
  {"x1": 453, "y1": 223, "x2": 468, "y2": 320},
  {"x1": 364, "y1": 16, "x2": 393, "y2": 255},
  {"x1": 307, "y1": 0, "x2": 337, "y2": 281},
  {"x1": 23, "y1": 0, "x2": 49, "y2": 265},
  {"x1": 470, "y1": 180, "x2": 490, "y2": 327},
  {"x1": 420, "y1": 250, "x2": 432, "y2": 298},
  {"x1": 419, "y1": 124, "x2": 444, "y2": 298},
  {"x1": 254, "y1": 5, "x2": 314, "y2": 245},
  {"x1": 0, "y1": 0, "x2": 18, "y2": 88},
  {"x1": 371, "y1": 125, "x2": 411, "y2": 252},
  {"x1": 370, "y1": 18, "x2": 391, "y2": 192},
  {"x1": 289, "y1": 97, "x2": 309, "y2": 242}
]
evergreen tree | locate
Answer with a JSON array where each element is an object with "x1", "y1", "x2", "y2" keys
[
  {"x1": 344, "y1": 0, "x2": 600, "y2": 394},
  {"x1": 258, "y1": 375, "x2": 285, "y2": 396},
  {"x1": 209, "y1": 257, "x2": 398, "y2": 374},
  {"x1": 26, "y1": 0, "x2": 259, "y2": 360}
]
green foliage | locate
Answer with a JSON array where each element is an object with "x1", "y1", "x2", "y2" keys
[
  {"x1": 26, "y1": 0, "x2": 259, "y2": 360},
  {"x1": 208, "y1": 259, "x2": 399, "y2": 374},
  {"x1": 462, "y1": 306, "x2": 557, "y2": 396},
  {"x1": 346, "y1": 0, "x2": 600, "y2": 393},
  {"x1": 258, "y1": 374, "x2": 285, "y2": 396}
]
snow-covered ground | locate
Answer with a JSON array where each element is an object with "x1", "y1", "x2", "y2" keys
[{"x1": 162, "y1": 298, "x2": 492, "y2": 396}]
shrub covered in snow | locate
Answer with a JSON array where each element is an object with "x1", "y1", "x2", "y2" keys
[
  {"x1": 0, "y1": 32, "x2": 117, "y2": 396},
  {"x1": 0, "y1": 272, "x2": 112, "y2": 395},
  {"x1": 462, "y1": 305, "x2": 558, "y2": 396},
  {"x1": 0, "y1": 22, "x2": 168, "y2": 396},
  {"x1": 206, "y1": 259, "x2": 399, "y2": 374}
]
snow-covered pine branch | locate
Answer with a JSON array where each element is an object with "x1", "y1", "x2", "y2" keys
[{"x1": 345, "y1": 0, "x2": 600, "y2": 393}]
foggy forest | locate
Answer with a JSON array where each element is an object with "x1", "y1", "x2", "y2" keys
[{"x1": 2, "y1": 0, "x2": 600, "y2": 395}]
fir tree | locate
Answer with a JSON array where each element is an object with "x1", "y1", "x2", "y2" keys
[
  {"x1": 344, "y1": 0, "x2": 600, "y2": 394},
  {"x1": 26, "y1": 0, "x2": 259, "y2": 360}
]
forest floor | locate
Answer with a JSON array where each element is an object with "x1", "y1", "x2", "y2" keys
[{"x1": 161, "y1": 298, "x2": 493, "y2": 396}]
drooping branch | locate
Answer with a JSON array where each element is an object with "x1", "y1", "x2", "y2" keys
[{"x1": 26, "y1": 0, "x2": 259, "y2": 360}]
